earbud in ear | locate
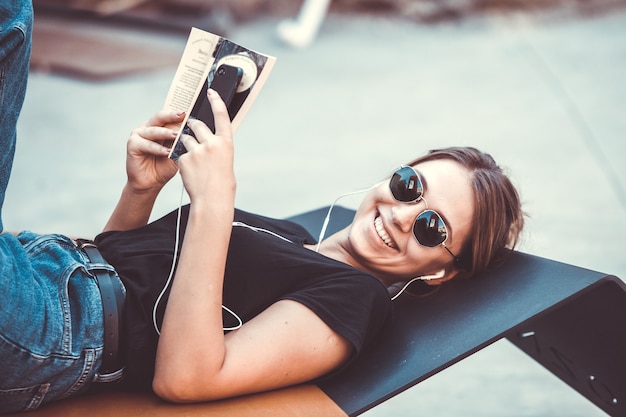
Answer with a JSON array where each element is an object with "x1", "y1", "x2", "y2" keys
[
  {"x1": 418, "y1": 269, "x2": 445, "y2": 281},
  {"x1": 389, "y1": 269, "x2": 446, "y2": 300}
]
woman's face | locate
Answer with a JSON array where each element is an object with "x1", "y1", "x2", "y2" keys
[{"x1": 347, "y1": 159, "x2": 475, "y2": 285}]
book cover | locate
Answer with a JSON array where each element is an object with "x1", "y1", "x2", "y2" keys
[{"x1": 164, "y1": 27, "x2": 276, "y2": 161}]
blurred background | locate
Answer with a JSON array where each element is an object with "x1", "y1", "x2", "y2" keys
[{"x1": 5, "y1": 0, "x2": 626, "y2": 415}]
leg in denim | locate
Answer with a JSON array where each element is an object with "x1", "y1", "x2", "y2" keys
[
  {"x1": 0, "y1": 232, "x2": 105, "y2": 414},
  {"x1": 0, "y1": 0, "x2": 33, "y2": 231}
]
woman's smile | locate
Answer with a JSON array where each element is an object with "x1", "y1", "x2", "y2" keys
[{"x1": 374, "y1": 213, "x2": 398, "y2": 250}]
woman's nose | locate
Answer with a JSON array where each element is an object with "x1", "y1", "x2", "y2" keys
[{"x1": 391, "y1": 201, "x2": 424, "y2": 232}]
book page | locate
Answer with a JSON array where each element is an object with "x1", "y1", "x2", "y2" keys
[{"x1": 163, "y1": 28, "x2": 219, "y2": 126}]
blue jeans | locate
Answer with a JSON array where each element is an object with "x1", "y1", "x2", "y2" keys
[
  {"x1": 0, "y1": 0, "x2": 33, "y2": 232},
  {"x1": 0, "y1": 232, "x2": 109, "y2": 414},
  {"x1": 0, "y1": 3, "x2": 121, "y2": 413}
]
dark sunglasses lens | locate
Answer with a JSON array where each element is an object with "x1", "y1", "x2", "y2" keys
[
  {"x1": 390, "y1": 167, "x2": 422, "y2": 202},
  {"x1": 413, "y1": 210, "x2": 447, "y2": 247}
]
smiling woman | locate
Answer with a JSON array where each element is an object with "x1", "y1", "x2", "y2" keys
[
  {"x1": 316, "y1": 148, "x2": 523, "y2": 297},
  {"x1": 1, "y1": 107, "x2": 524, "y2": 413},
  {"x1": 404, "y1": 147, "x2": 525, "y2": 282},
  {"x1": 0, "y1": 5, "x2": 524, "y2": 409}
]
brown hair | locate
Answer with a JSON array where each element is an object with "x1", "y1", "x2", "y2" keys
[{"x1": 406, "y1": 147, "x2": 525, "y2": 280}]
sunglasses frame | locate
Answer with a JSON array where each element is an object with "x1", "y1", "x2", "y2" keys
[{"x1": 389, "y1": 166, "x2": 460, "y2": 263}]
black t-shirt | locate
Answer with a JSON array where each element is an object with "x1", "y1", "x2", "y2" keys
[{"x1": 95, "y1": 206, "x2": 392, "y2": 391}]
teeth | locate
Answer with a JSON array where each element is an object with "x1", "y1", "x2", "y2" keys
[{"x1": 374, "y1": 216, "x2": 396, "y2": 249}]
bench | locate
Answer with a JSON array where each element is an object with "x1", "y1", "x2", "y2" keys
[{"x1": 9, "y1": 206, "x2": 625, "y2": 416}]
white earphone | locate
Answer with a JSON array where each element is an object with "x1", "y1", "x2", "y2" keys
[
  {"x1": 315, "y1": 184, "x2": 377, "y2": 251},
  {"x1": 389, "y1": 269, "x2": 445, "y2": 301}
]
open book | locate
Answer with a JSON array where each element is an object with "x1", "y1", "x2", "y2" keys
[{"x1": 164, "y1": 27, "x2": 276, "y2": 161}]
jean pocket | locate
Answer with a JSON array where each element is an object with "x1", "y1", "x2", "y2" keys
[{"x1": 0, "y1": 383, "x2": 50, "y2": 414}]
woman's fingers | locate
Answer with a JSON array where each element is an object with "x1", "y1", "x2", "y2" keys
[
  {"x1": 185, "y1": 118, "x2": 212, "y2": 144},
  {"x1": 128, "y1": 125, "x2": 177, "y2": 156},
  {"x1": 132, "y1": 125, "x2": 178, "y2": 141},
  {"x1": 208, "y1": 89, "x2": 233, "y2": 139},
  {"x1": 178, "y1": 133, "x2": 199, "y2": 152},
  {"x1": 145, "y1": 109, "x2": 186, "y2": 129},
  {"x1": 183, "y1": 89, "x2": 233, "y2": 145},
  {"x1": 129, "y1": 109, "x2": 184, "y2": 150}
]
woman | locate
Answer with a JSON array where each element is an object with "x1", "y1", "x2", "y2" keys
[{"x1": 0, "y1": 90, "x2": 524, "y2": 413}]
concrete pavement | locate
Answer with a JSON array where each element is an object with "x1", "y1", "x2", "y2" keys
[{"x1": 5, "y1": 8, "x2": 625, "y2": 416}]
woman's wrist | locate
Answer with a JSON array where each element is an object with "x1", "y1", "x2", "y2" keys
[{"x1": 102, "y1": 183, "x2": 162, "y2": 232}]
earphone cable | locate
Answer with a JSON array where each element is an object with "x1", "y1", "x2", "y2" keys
[
  {"x1": 316, "y1": 185, "x2": 376, "y2": 252},
  {"x1": 152, "y1": 180, "x2": 185, "y2": 336},
  {"x1": 152, "y1": 178, "x2": 243, "y2": 335}
]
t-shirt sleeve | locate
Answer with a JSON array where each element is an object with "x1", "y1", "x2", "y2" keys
[{"x1": 283, "y1": 274, "x2": 392, "y2": 356}]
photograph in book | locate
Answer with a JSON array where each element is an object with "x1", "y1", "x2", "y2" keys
[{"x1": 165, "y1": 28, "x2": 276, "y2": 161}]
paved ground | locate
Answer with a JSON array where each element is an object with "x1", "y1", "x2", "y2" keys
[{"x1": 4, "y1": 7, "x2": 625, "y2": 416}]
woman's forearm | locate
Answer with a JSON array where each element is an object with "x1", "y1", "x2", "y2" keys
[
  {"x1": 153, "y1": 199, "x2": 234, "y2": 400},
  {"x1": 153, "y1": 88, "x2": 239, "y2": 401},
  {"x1": 102, "y1": 184, "x2": 161, "y2": 232}
]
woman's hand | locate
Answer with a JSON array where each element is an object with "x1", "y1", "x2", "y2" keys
[
  {"x1": 102, "y1": 110, "x2": 183, "y2": 232},
  {"x1": 176, "y1": 89, "x2": 236, "y2": 206},
  {"x1": 126, "y1": 110, "x2": 183, "y2": 194}
]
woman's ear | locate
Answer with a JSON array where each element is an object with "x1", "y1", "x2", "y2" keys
[
  {"x1": 388, "y1": 270, "x2": 446, "y2": 300},
  {"x1": 422, "y1": 268, "x2": 458, "y2": 286},
  {"x1": 420, "y1": 269, "x2": 445, "y2": 282}
]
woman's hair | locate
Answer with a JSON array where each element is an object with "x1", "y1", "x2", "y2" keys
[{"x1": 406, "y1": 146, "x2": 525, "y2": 280}]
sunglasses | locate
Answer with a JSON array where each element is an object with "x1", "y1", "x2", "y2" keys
[{"x1": 389, "y1": 166, "x2": 460, "y2": 263}]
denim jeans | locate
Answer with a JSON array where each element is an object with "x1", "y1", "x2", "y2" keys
[
  {"x1": 0, "y1": 232, "x2": 108, "y2": 414},
  {"x1": 0, "y1": 0, "x2": 33, "y2": 232}
]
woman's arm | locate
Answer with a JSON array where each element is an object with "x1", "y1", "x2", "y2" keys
[
  {"x1": 155, "y1": 299, "x2": 352, "y2": 402},
  {"x1": 152, "y1": 90, "x2": 352, "y2": 402},
  {"x1": 103, "y1": 111, "x2": 183, "y2": 232}
]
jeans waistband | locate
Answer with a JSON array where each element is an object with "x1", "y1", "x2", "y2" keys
[{"x1": 74, "y1": 239, "x2": 125, "y2": 383}]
